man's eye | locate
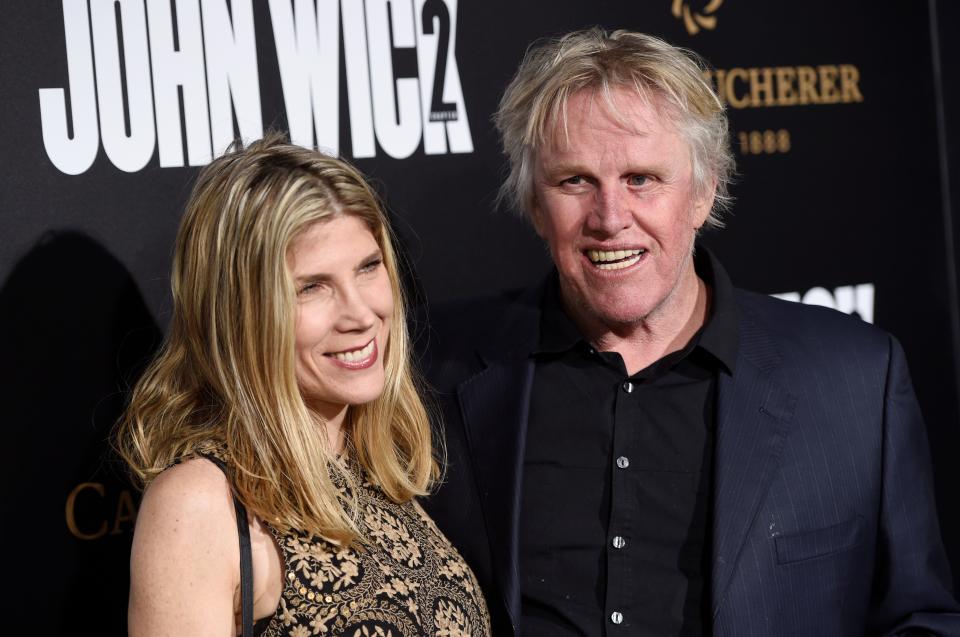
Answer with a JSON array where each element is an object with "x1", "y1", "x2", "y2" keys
[
  {"x1": 562, "y1": 175, "x2": 584, "y2": 186},
  {"x1": 627, "y1": 174, "x2": 649, "y2": 186}
]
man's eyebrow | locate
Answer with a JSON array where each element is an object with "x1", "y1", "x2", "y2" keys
[{"x1": 540, "y1": 161, "x2": 589, "y2": 176}]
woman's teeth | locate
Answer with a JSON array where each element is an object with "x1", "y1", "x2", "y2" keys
[
  {"x1": 587, "y1": 249, "x2": 645, "y2": 270},
  {"x1": 331, "y1": 340, "x2": 374, "y2": 362}
]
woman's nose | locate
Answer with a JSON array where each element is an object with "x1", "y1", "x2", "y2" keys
[{"x1": 336, "y1": 285, "x2": 377, "y2": 331}]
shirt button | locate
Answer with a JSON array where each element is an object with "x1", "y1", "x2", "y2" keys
[
  {"x1": 611, "y1": 611, "x2": 623, "y2": 625},
  {"x1": 612, "y1": 535, "x2": 626, "y2": 549},
  {"x1": 616, "y1": 456, "x2": 630, "y2": 469},
  {"x1": 622, "y1": 381, "x2": 633, "y2": 393}
]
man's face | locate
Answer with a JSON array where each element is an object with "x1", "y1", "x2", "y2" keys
[{"x1": 531, "y1": 88, "x2": 714, "y2": 332}]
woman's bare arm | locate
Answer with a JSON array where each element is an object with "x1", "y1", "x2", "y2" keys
[{"x1": 128, "y1": 458, "x2": 240, "y2": 636}]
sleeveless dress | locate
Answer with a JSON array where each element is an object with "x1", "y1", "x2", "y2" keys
[{"x1": 205, "y1": 451, "x2": 492, "y2": 637}]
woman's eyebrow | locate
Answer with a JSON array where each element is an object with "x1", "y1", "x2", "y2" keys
[
  {"x1": 294, "y1": 271, "x2": 331, "y2": 285},
  {"x1": 358, "y1": 248, "x2": 383, "y2": 264},
  {"x1": 295, "y1": 249, "x2": 382, "y2": 283}
]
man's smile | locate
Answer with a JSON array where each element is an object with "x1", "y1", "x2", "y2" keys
[{"x1": 585, "y1": 248, "x2": 647, "y2": 270}]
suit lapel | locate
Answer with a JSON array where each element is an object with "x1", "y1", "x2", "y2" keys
[
  {"x1": 456, "y1": 287, "x2": 542, "y2": 633},
  {"x1": 711, "y1": 300, "x2": 797, "y2": 617},
  {"x1": 458, "y1": 357, "x2": 533, "y2": 630}
]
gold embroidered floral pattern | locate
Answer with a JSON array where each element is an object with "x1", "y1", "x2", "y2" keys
[
  {"x1": 366, "y1": 507, "x2": 423, "y2": 568},
  {"x1": 434, "y1": 599, "x2": 470, "y2": 637},
  {"x1": 258, "y1": 460, "x2": 491, "y2": 637}
]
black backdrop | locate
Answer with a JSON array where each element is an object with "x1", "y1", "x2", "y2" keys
[{"x1": 2, "y1": 1, "x2": 958, "y2": 631}]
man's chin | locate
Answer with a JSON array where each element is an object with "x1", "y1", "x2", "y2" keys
[
  {"x1": 576, "y1": 301, "x2": 653, "y2": 330},
  {"x1": 562, "y1": 284, "x2": 658, "y2": 331}
]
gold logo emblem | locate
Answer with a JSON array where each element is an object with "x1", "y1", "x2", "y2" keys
[{"x1": 672, "y1": 0, "x2": 724, "y2": 35}]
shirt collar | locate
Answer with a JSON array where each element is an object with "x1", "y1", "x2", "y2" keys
[
  {"x1": 694, "y1": 246, "x2": 739, "y2": 375},
  {"x1": 534, "y1": 245, "x2": 739, "y2": 374}
]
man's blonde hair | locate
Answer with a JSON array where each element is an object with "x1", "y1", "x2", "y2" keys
[
  {"x1": 495, "y1": 27, "x2": 734, "y2": 227},
  {"x1": 116, "y1": 133, "x2": 436, "y2": 544}
]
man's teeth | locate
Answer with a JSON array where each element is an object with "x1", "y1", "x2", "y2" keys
[
  {"x1": 331, "y1": 340, "x2": 374, "y2": 362},
  {"x1": 587, "y1": 249, "x2": 645, "y2": 270}
]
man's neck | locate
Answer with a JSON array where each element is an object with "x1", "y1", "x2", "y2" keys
[{"x1": 567, "y1": 275, "x2": 711, "y2": 376}]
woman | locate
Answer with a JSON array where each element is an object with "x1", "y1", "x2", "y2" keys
[{"x1": 116, "y1": 134, "x2": 490, "y2": 637}]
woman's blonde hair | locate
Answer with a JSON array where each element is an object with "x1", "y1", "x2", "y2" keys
[
  {"x1": 495, "y1": 27, "x2": 735, "y2": 227},
  {"x1": 115, "y1": 133, "x2": 437, "y2": 544}
]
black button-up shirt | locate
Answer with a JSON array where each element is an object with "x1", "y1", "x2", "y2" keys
[{"x1": 519, "y1": 250, "x2": 738, "y2": 636}]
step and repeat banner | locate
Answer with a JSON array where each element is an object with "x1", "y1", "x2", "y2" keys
[{"x1": 2, "y1": 0, "x2": 957, "y2": 631}]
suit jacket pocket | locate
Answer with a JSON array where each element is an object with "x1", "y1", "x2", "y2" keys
[{"x1": 775, "y1": 515, "x2": 863, "y2": 564}]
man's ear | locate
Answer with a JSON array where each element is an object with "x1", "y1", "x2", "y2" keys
[{"x1": 692, "y1": 177, "x2": 717, "y2": 229}]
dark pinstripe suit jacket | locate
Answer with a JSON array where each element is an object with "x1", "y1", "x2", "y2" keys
[{"x1": 419, "y1": 258, "x2": 960, "y2": 636}]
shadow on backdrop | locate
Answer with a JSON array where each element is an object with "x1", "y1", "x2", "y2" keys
[{"x1": 0, "y1": 231, "x2": 162, "y2": 634}]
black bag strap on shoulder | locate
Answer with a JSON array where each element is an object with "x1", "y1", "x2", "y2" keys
[{"x1": 202, "y1": 454, "x2": 255, "y2": 637}]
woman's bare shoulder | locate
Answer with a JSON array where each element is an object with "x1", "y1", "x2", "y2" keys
[
  {"x1": 134, "y1": 457, "x2": 240, "y2": 566},
  {"x1": 129, "y1": 457, "x2": 240, "y2": 636},
  {"x1": 141, "y1": 457, "x2": 234, "y2": 512}
]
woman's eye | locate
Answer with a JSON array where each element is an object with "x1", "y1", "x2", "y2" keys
[
  {"x1": 298, "y1": 281, "x2": 330, "y2": 296},
  {"x1": 628, "y1": 174, "x2": 649, "y2": 186},
  {"x1": 360, "y1": 258, "x2": 383, "y2": 274}
]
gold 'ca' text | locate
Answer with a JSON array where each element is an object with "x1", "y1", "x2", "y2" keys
[
  {"x1": 65, "y1": 482, "x2": 138, "y2": 540},
  {"x1": 704, "y1": 65, "x2": 864, "y2": 109}
]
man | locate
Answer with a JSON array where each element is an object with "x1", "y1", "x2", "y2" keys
[{"x1": 420, "y1": 28, "x2": 960, "y2": 635}]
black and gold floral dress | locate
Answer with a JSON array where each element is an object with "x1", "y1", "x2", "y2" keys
[{"x1": 250, "y1": 456, "x2": 491, "y2": 637}]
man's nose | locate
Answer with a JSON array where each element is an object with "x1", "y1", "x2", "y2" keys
[{"x1": 586, "y1": 184, "x2": 632, "y2": 236}]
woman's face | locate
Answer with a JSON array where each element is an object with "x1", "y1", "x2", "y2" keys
[{"x1": 287, "y1": 214, "x2": 393, "y2": 423}]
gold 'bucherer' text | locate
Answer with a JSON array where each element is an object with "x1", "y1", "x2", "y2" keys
[{"x1": 704, "y1": 65, "x2": 864, "y2": 109}]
